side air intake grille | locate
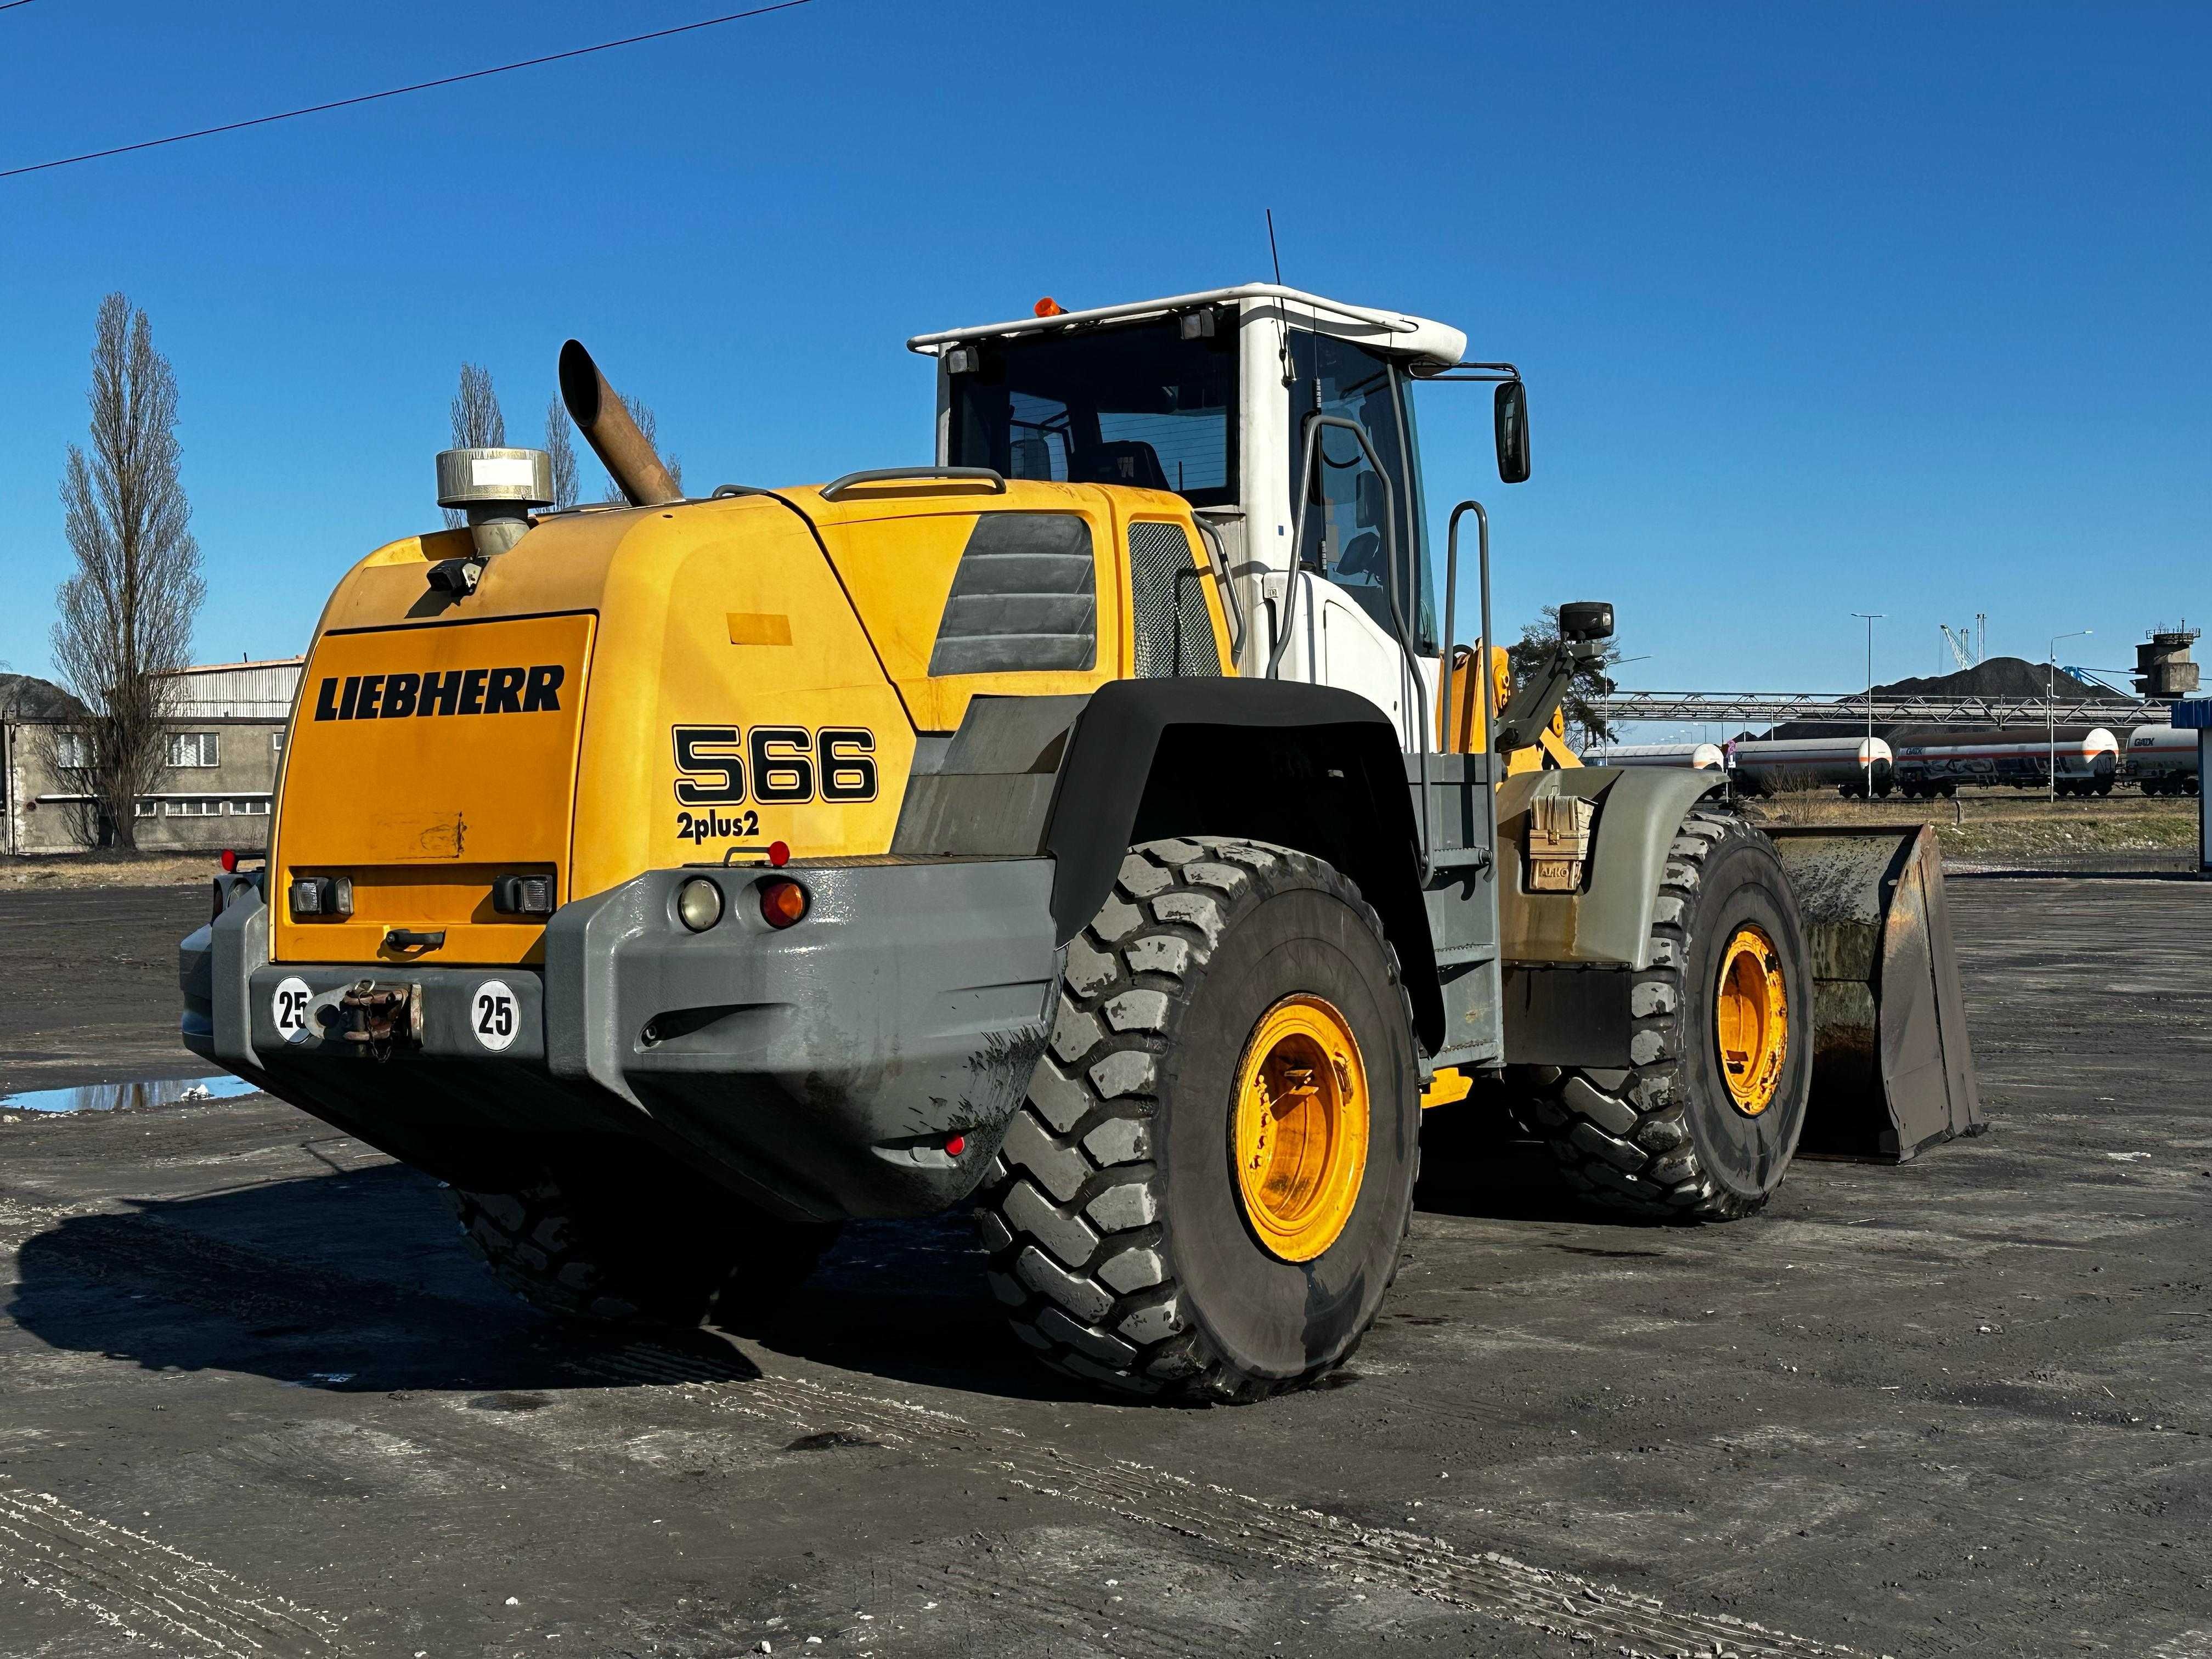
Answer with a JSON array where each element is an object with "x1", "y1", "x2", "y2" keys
[
  {"x1": 929, "y1": 513, "x2": 1097, "y2": 676},
  {"x1": 1127, "y1": 520, "x2": 1220, "y2": 678}
]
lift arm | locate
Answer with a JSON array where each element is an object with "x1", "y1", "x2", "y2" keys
[{"x1": 1493, "y1": 602, "x2": 1613, "y2": 755}]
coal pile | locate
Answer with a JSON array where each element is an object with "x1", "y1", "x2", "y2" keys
[
  {"x1": 1773, "y1": 657, "x2": 2115, "y2": 740},
  {"x1": 1873, "y1": 657, "x2": 2104, "y2": 702}
]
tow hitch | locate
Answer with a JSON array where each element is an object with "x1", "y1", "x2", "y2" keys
[{"x1": 329, "y1": 980, "x2": 422, "y2": 1059}]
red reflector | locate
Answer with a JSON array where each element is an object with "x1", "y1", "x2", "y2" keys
[
  {"x1": 219, "y1": 848, "x2": 238, "y2": 873},
  {"x1": 1033, "y1": 296, "x2": 1064, "y2": 318},
  {"x1": 768, "y1": 839, "x2": 791, "y2": 868},
  {"x1": 759, "y1": 878, "x2": 808, "y2": 929},
  {"x1": 945, "y1": 1133, "x2": 967, "y2": 1157}
]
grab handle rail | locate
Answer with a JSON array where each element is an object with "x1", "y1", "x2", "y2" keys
[{"x1": 819, "y1": 466, "x2": 1007, "y2": 501}]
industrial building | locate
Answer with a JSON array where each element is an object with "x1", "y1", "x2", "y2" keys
[{"x1": 1, "y1": 657, "x2": 302, "y2": 856}]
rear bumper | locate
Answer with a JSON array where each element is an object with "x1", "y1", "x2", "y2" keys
[{"x1": 182, "y1": 859, "x2": 1060, "y2": 1221}]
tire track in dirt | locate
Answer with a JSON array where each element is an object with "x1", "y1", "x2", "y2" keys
[
  {"x1": 565, "y1": 1343, "x2": 1863, "y2": 1658},
  {"x1": 0, "y1": 1482, "x2": 347, "y2": 1656}
]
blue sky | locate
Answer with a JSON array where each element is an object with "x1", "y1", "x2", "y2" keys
[{"x1": 1, "y1": 1, "x2": 2204, "y2": 701}]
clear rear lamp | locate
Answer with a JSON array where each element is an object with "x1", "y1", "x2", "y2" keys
[
  {"x1": 492, "y1": 874, "x2": 556, "y2": 917},
  {"x1": 676, "y1": 878, "x2": 724, "y2": 932},
  {"x1": 289, "y1": 874, "x2": 353, "y2": 918}
]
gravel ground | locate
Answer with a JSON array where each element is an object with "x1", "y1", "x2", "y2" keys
[{"x1": 0, "y1": 875, "x2": 2206, "y2": 1657}]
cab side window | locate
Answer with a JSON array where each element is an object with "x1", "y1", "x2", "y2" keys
[{"x1": 1287, "y1": 331, "x2": 1435, "y2": 650}]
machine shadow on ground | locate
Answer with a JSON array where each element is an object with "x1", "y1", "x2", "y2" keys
[
  {"x1": 8, "y1": 1109, "x2": 1611, "y2": 1408},
  {"x1": 4, "y1": 1159, "x2": 1104, "y2": 1407}
]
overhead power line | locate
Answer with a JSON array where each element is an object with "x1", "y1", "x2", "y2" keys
[{"x1": 0, "y1": 0, "x2": 814, "y2": 181}]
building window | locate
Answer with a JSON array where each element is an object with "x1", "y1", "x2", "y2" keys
[
  {"x1": 167, "y1": 732, "x2": 221, "y2": 768},
  {"x1": 54, "y1": 733, "x2": 91, "y2": 769},
  {"x1": 133, "y1": 799, "x2": 158, "y2": 818},
  {"x1": 272, "y1": 731, "x2": 285, "y2": 755},
  {"x1": 226, "y1": 797, "x2": 272, "y2": 816}
]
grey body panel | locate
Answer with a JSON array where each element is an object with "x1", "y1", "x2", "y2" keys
[
  {"x1": 180, "y1": 860, "x2": 1060, "y2": 1222},
  {"x1": 1408, "y1": 751, "x2": 1503, "y2": 1068},
  {"x1": 1495, "y1": 766, "x2": 1725, "y2": 969},
  {"x1": 892, "y1": 695, "x2": 1087, "y2": 858}
]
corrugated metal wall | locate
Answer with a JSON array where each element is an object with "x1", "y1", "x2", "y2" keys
[{"x1": 163, "y1": 659, "x2": 304, "y2": 720}]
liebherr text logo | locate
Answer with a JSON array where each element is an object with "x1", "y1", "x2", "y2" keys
[{"x1": 312, "y1": 666, "x2": 565, "y2": 721}]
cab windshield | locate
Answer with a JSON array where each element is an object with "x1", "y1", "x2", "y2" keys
[{"x1": 945, "y1": 318, "x2": 1238, "y2": 509}]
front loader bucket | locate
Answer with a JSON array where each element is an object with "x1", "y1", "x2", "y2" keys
[{"x1": 1766, "y1": 825, "x2": 1984, "y2": 1161}]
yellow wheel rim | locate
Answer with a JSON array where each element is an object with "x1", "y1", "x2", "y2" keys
[
  {"x1": 1231, "y1": 994, "x2": 1370, "y2": 1263},
  {"x1": 1715, "y1": 923, "x2": 1788, "y2": 1116}
]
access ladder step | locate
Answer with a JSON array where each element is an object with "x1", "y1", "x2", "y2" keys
[
  {"x1": 1430, "y1": 943, "x2": 1497, "y2": 968},
  {"x1": 1427, "y1": 846, "x2": 1493, "y2": 871}
]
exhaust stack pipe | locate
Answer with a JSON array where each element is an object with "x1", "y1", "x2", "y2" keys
[{"x1": 558, "y1": 339, "x2": 682, "y2": 508}]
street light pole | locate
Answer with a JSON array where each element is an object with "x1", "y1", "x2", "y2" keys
[
  {"x1": 2048, "y1": 629, "x2": 2091, "y2": 803},
  {"x1": 1852, "y1": 613, "x2": 1884, "y2": 800}
]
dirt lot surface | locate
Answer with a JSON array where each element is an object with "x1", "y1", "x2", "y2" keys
[
  {"x1": 0, "y1": 885, "x2": 211, "y2": 1091},
  {"x1": 2, "y1": 856, "x2": 218, "y2": 893},
  {"x1": 1, "y1": 876, "x2": 2208, "y2": 1657}
]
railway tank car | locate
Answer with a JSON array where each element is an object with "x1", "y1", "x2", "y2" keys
[
  {"x1": 1729, "y1": 735, "x2": 1893, "y2": 798},
  {"x1": 1890, "y1": 726, "x2": 2120, "y2": 798},
  {"x1": 1588, "y1": 741, "x2": 1727, "y2": 771},
  {"x1": 2129, "y1": 724, "x2": 2201, "y2": 796}
]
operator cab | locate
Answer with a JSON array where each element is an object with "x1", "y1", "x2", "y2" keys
[{"x1": 911, "y1": 285, "x2": 1526, "y2": 743}]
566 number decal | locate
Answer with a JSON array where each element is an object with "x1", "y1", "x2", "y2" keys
[{"x1": 672, "y1": 725, "x2": 877, "y2": 806}]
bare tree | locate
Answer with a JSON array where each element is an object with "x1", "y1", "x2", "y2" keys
[
  {"x1": 543, "y1": 396, "x2": 579, "y2": 510},
  {"x1": 48, "y1": 293, "x2": 204, "y2": 851},
  {"x1": 600, "y1": 393, "x2": 681, "y2": 500},
  {"x1": 1508, "y1": 605, "x2": 1623, "y2": 749},
  {"x1": 443, "y1": 363, "x2": 506, "y2": 527}
]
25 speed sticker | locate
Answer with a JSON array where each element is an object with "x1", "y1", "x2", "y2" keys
[
  {"x1": 272, "y1": 976, "x2": 315, "y2": 1045},
  {"x1": 470, "y1": 980, "x2": 521, "y2": 1052}
]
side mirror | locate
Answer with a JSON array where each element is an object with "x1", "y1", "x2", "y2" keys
[{"x1": 1494, "y1": 380, "x2": 1531, "y2": 484}]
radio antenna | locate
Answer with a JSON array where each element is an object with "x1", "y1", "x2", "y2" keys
[{"x1": 1265, "y1": 208, "x2": 1283, "y2": 286}]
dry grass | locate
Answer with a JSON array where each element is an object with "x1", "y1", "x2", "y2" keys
[
  {"x1": 2, "y1": 853, "x2": 216, "y2": 890},
  {"x1": 1743, "y1": 788, "x2": 2198, "y2": 863}
]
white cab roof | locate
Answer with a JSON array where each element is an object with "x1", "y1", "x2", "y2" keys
[{"x1": 908, "y1": 283, "x2": 1469, "y2": 370}]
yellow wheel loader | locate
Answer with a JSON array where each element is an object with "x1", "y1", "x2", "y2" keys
[{"x1": 181, "y1": 285, "x2": 1980, "y2": 1402}]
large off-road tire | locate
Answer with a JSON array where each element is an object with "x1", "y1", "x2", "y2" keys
[
  {"x1": 447, "y1": 1155, "x2": 841, "y2": 1333},
  {"x1": 977, "y1": 837, "x2": 1421, "y2": 1404},
  {"x1": 1513, "y1": 803, "x2": 1812, "y2": 1222}
]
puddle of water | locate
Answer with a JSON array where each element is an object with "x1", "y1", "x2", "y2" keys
[{"x1": 0, "y1": 1074, "x2": 262, "y2": 1116}]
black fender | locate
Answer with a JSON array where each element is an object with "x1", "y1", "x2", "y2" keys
[
  {"x1": 888, "y1": 682, "x2": 1446, "y2": 1052},
  {"x1": 1043, "y1": 680, "x2": 1444, "y2": 1054}
]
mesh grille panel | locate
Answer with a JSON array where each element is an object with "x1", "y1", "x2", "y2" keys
[{"x1": 1126, "y1": 520, "x2": 1220, "y2": 679}]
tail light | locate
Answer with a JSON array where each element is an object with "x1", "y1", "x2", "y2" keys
[{"x1": 758, "y1": 879, "x2": 808, "y2": 929}]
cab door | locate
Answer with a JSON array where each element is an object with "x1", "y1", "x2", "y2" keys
[{"x1": 1288, "y1": 330, "x2": 1433, "y2": 746}]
